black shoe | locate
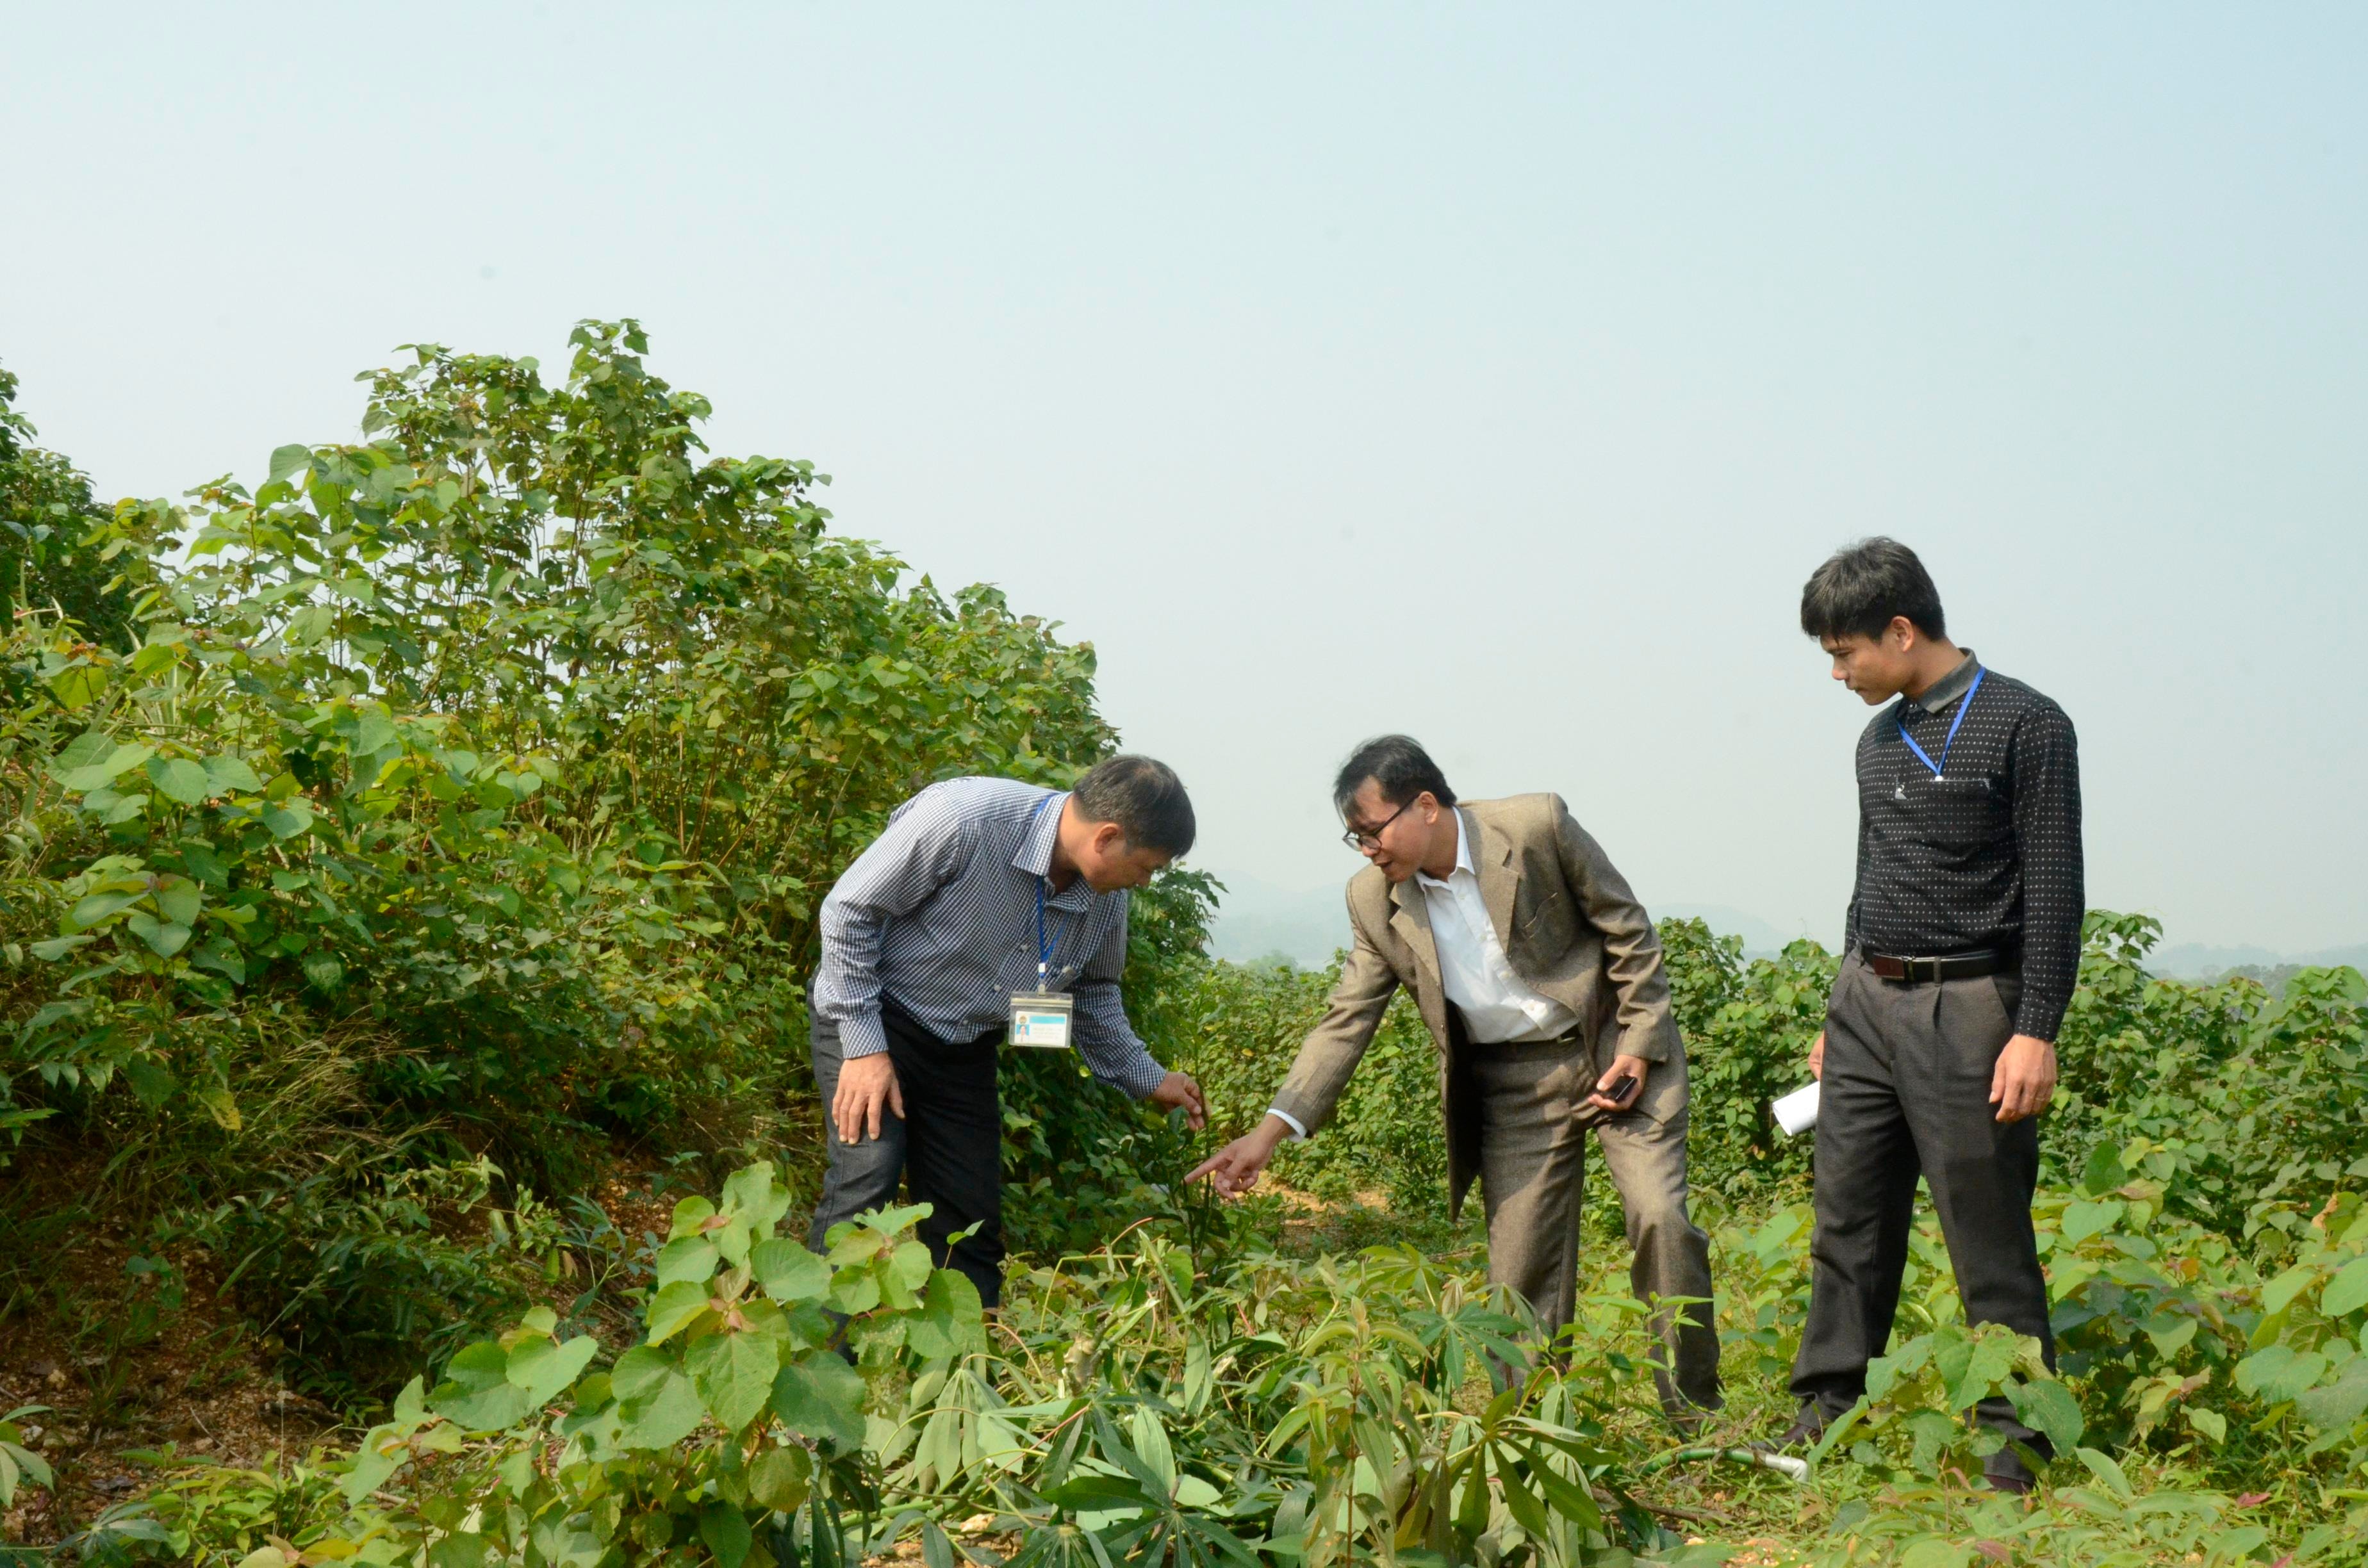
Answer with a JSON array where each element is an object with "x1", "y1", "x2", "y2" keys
[
  {"x1": 1984, "y1": 1446, "x2": 2041, "y2": 1496},
  {"x1": 1752, "y1": 1407, "x2": 1829, "y2": 1454}
]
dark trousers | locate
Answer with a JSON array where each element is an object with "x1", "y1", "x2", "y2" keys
[
  {"x1": 807, "y1": 1006, "x2": 1005, "y2": 1307},
  {"x1": 1791, "y1": 952, "x2": 2055, "y2": 1465}
]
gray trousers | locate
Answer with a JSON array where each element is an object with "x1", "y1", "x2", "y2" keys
[
  {"x1": 1470, "y1": 1037, "x2": 1722, "y2": 1414},
  {"x1": 1791, "y1": 953, "x2": 2054, "y2": 1462}
]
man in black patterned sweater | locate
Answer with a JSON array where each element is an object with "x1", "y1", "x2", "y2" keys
[{"x1": 1775, "y1": 537, "x2": 2084, "y2": 1496}]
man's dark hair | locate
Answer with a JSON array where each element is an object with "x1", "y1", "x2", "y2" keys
[
  {"x1": 1071, "y1": 755, "x2": 1195, "y2": 856},
  {"x1": 1333, "y1": 734, "x2": 1456, "y2": 819},
  {"x1": 1799, "y1": 537, "x2": 1948, "y2": 642}
]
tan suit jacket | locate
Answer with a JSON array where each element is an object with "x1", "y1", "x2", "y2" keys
[{"x1": 1268, "y1": 793, "x2": 1686, "y2": 1216}]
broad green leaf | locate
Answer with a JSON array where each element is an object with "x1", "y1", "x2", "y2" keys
[
  {"x1": 645, "y1": 1280, "x2": 712, "y2": 1343},
  {"x1": 59, "y1": 742, "x2": 152, "y2": 793},
  {"x1": 261, "y1": 801, "x2": 315, "y2": 839},
  {"x1": 669, "y1": 1196, "x2": 717, "y2": 1241},
  {"x1": 2323, "y1": 1256, "x2": 2368, "y2": 1319},
  {"x1": 192, "y1": 940, "x2": 247, "y2": 984},
  {"x1": 506, "y1": 1333, "x2": 598, "y2": 1407},
  {"x1": 655, "y1": 1236, "x2": 721, "y2": 1287},
  {"x1": 66, "y1": 890, "x2": 142, "y2": 929},
  {"x1": 2145, "y1": 1316, "x2": 2198, "y2": 1359},
  {"x1": 154, "y1": 877, "x2": 202, "y2": 927},
  {"x1": 612, "y1": 1345, "x2": 703, "y2": 1451},
  {"x1": 203, "y1": 755, "x2": 265, "y2": 794},
  {"x1": 772, "y1": 1354, "x2": 866, "y2": 1452},
  {"x1": 146, "y1": 756, "x2": 213, "y2": 807},
  {"x1": 430, "y1": 1341, "x2": 532, "y2": 1431},
  {"x1": 906, "y1": 1270, "x2": 987, "y2": 1362},
  {"x1": 268, "y1": 443, "x2": 312, "y2": 484},
  {"x1": 826, "y1": 1270, "x2": 882, "y2": 1317},
  {"x1": 2060, "y1": 1200, "x2": 2124, "y2": 1246},
  {"x1": 689, "y1": 1327, "x2": 781, "y2": 1432},
  {"x1": 2078, "y1": 1141, "x2": 2127, "y2": 1197},
  {"x1": 124, "y1": 911, "x2": 192, "y2": 958},
  {"x1": 721, "y1": 1161, "x2": 793, "y2": 1240},
  {"x1": 2186, "y1": 1406, "x2": 2227, "y2": 1443},
  {"x1": 47, "y1": 664, "x2": 105, "y2": 711},
  {"x1": 2296, "y1": 1363, "x2": 2368, "y2": 1432},
  {"x1": 751, "y1": 1237, "x2": 830, "y2": 1303},
  {"x1": 2237, "y1": 1345, "x2": 2327, "y2": 1404},
  {"x1": 748, "y1": 1444, "x2": 811, "y2": 1512},
  {"x1": 699, "y1": 1503, "x2": 752, "y2": 1568},
  {"x1": 2264, "y1": 1264, "x2": 2319, "y2": 1317},
  {"x1": 340, "y1": 1423, "x2": 409, "y2": 1504},
  {"x1": 887, "y1": 1239, "x2": 934, "y2": 1297},
  {"x1": 2006, "y1": 1377, "x2": 2085, "y2": 1453},
  {"x1": 2207, "y1": 1526, "x2": 2269, "y2": 1562},
  {"x1": 353, "y1": 712, "x2": 400, "y2": 755},
  {"x1": 1896, "y1": 1540, "x2": 1970, "y2": 1568},
  {"x1": 1943, "y1": 1330, "x2": 2017, "y2": 1412},
  {"x1": 122, "y1": 1058, "x2": 177, "y2": 1109},
  {"x1": 180, "y1": 840, "x2": 230, "y2": 887},
  {"x1": 52, "y1": 731, "x2": 113, "y2": 774}
]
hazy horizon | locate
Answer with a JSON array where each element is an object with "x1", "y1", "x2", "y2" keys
[{"x1": 6, "y1": 4, "x2": 2363, "y2": 955}]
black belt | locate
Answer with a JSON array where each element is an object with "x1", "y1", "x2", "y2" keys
[{"x1": 1862, "y1": 947, "x2": 2012, "y2": 983}]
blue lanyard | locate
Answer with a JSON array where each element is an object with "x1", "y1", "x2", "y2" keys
[
  {"x1": 1028, "y1": 793, "x2": 1065, "y2": 989},
  {"x1": 1897, "y1": 666, "x2": 1986, "y2": 780}
]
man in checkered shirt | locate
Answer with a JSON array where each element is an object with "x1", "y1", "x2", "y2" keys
[
  {"x1": 1775, "y1": 537, "x2": 2084, "y2": 1496},
  {"x1": 807, "y1": 756, "x2": 1207, "y2": 1308}
]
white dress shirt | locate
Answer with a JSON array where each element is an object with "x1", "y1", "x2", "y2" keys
[
  {"x1": 1269, "y1": 812, "x2": 1577, "y2": 1141},
  {"x1": 1415, "y1": 812, "x2": 1579, "y2": 1043}
]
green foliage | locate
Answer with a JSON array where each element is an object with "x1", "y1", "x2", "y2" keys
[
  {"x1": 93, "y1": 1164, "x2": 1675, "y2": 1568},
  {"x1": 1654, "y1": 919, "x2": 1836, "y2": 1195},
  {"x1": 0, "y1": 321, "x2": 1148, "y2": 1399},
  {"x1": 0, "y1": 1403, "x2": 54, "y2": 1510},
  {"x1": 12, "y1": 318, "x2": 2368, "y2": 1562},
  {"x1": 0, "y1": 359, "x2": 130, "y2": 646}
]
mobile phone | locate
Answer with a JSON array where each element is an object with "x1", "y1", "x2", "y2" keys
[{"x1": 1601, "y1": 1073, "x2": 1638, "y2": 1107}]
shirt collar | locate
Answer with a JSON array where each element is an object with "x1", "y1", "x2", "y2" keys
[
  {"x1": 1413, "y1": 808, "x2": 1474, "y2": 890},
  {"x1": 1906, "y1": 649, "x2": 1980, "y2": 715},
  {"x1": 1014, "y1": 790, "x2": 1068, "y2": 880}
]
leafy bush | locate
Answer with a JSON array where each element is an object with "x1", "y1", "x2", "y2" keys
[
  {"x1": 88, "y1": 1162, "x2": 1682, "y2": 1568},
  {"x1": 0, "y1": 322, "x2": 1151, "y2": 1398}
]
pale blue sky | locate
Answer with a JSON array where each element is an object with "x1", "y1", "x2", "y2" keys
[{"x1": 4, "y1": 4, "x2": 2363, "y2": 953}]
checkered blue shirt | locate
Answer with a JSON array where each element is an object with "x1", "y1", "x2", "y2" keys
[{"x1": 812, "y1": 777, "x2": 1167, "y2": 1097}]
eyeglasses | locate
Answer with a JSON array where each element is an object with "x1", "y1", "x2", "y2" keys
[{"x1": 1340, "y1": 798, "x2": 1413, "y2": 851}]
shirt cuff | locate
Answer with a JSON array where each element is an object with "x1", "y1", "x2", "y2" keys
[
  {"x1": 1267, "y1": 1107, "x2": 1309, "y2": 1141},
  {"x1": 1122, "y1": 1058, "x2": 1169, "y2": 1098},
  {"x1": 837, "y1": 1011, "x2": 889, "y2": 1060}
]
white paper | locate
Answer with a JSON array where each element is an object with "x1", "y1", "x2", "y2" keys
[{"x1": 1773, "y1": 1081, "x2": 1821, "y2": 1137}]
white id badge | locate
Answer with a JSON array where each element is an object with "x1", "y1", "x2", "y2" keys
[{"x1": 1007, "y1": 992, "x2": 1074, "y2": 1049}]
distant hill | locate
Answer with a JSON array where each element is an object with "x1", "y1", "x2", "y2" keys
[
  {"x1": 1205, "y1": 878, "x2": 1352, "y2": 967},
  {"x1": 1654, "y1": 904, "x2": 1827, "y2": 959},
  {"x1": 2149, "y1": 942, "x2": 2368, "y2": 980}
]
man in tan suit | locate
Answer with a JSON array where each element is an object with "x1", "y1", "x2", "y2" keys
[{"x1": 1189, "y1": 736, "x2": 1719, "y2": 1416}]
